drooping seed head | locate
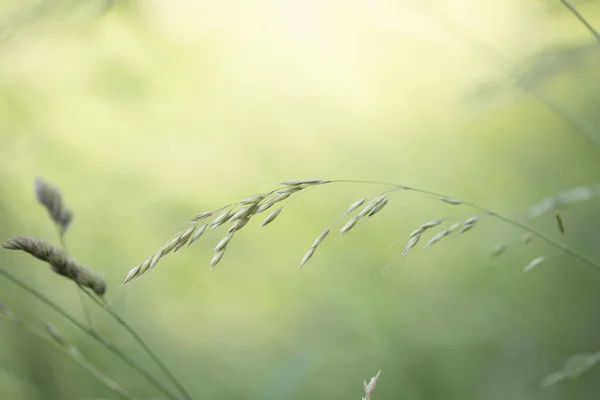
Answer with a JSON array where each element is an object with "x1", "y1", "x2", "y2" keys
[
  {"x1": 230, "y1": 218, "x2": 250, "y2": 233},
  {"x1": 122, "y1": 266, "x2": 141, "y2": 285},
  {"x1": 173, "y1": 225, "x2": 196, "y2": 253},
  {"x1": 160, "y1": 237, "x2": 180, "y2": 256},
  {"x1": 270, "y1": 192, "x2": 291, "y2": 204},
  {"x1": 229, "y1": 204, "x2": 259, "y2": 223},
  {"x1": 447, "y1": 222, "x2": 462, "y2": 233},
  {"x1": 257, "y1": 202, "x2": 275, "y2": 213},
  {"x1": 368, "y1": 199, "x2": 389, "y2": 217},
  {"x1": 344, "y1": 198, "x2": 366, "y2": 215},
  {"x1": 3, "y1": 236, "x2": 107, "y2": 295},
  {"x1": 210, "y1": 250, "x2": 225, "y2": 268},
  {"x1": 261, "y1": 208, "x2": 282, "y2": 228},
  {"x1": 357, "y1": 195, "x2": 386, "y2": 218},
  {"x1": 491, "y1": 244, "x2": 508, "y2": 258},
  {"x1": 299, "y1": 247, "x2": 316, "y2": 268},
  {"x1": 189, "y1": 211, "x2": 213, "y2": 223},
  {"x1": 420, "y1": 219, "x2": 444, "y2": 230},
  {"x1": 340, "y1": 216, "x2": 360, "y2": 234},
  {"x1": 214, "y1": 233, "x2": 234, "y2": 252},
  {"x1": 34, "y1": 177, "x2": 73, "y2": 234},
  {"x1": 426, "y1": 230, "x2": 449, "y2": 247},
  {"x1": 409, "y1": 227, "x2": 425, "y2": 238},
  {"x1": 188, "y1": 224, "x2": 207, "y2": 246},
  {"x1": 402, "y1": 235, "x2": 421, "y2": 255},
  {"x1": 439, "y1": 197, "x2": 463, "y2": 205},
  {"x1": 280, "y1": 179, "x2": 323, "y2": 186},
  {"x1": 277, "y1": 185, "x2": 306, "y2": 194},
  {"x1": 239, "y1": 194, "x2": 266, "y2": 205},
  {"x1": 524, "y1": 256, "x2": 546, "y2": 272},
  {"x1": 210, "y1": 210, "x2": 233, "y2": 229},
  {"x1": 312, "y1": 229, "x2": 330, "y2": 248}
]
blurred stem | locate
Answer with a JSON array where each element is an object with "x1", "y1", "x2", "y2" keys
[
  {"x1": 330, "y1": 180, "x2": 600, "y2": 273},
  {"x1": 80, "y1": 288, "x2": 193, "y2": 400},
  {"x1": 421, "y1": 1, "x2": 600, "y2": 150},
  {"x1": 0, "y1": 267, "x2": 183, "y2": 400},
  {"x1": 0, "y1": 315, "x2": 133, "y2": 400},
  {"x1": 559, "y1": 0, "x2": 600, "y2": 44}
]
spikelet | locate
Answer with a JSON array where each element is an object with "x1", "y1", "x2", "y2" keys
[{"x1": 34, "y1": 177, "x2": 73, "y2": 235}]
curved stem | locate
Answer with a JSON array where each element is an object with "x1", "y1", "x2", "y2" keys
[
  {"x1": 0, "y1": 316, "x2": 133, "y2": 400},
  {"x1": 329, "y1": 179, "x2": 600, "y2": 273},
  {"x1": 80, "y1": 288, "x2": 193, "y2": 400},
  {"x1": 0, "y1": 267, "x2": 182, "y2": 400}
]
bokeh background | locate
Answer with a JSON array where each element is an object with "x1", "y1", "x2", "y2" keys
[{"x1": 1, "y1": 0, "x2": 600, "y2": 399}]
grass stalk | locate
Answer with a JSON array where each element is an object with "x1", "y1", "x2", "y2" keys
[
  {"x1": 0, "y1": 267, "x2": 183, "y2": 400},
  {"x1": 80, "y1": 288, "x2": 194, "y2": 400}
]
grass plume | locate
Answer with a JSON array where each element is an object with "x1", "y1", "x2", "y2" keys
[{"x1": 2, "y1": 236, "x2": 106, "y2": 296}]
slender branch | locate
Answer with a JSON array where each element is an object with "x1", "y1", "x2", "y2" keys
[
  {"x1": 0, "y1": 267, "x2": 182, "y2": 400},
  {"x1": 559, "y1": 0, "x2": 600, "y2": 44},
  {"x1": 80, "y1": 288, "x2": 193, "y2": 400},
  {"x1": 329, "y1": 179, "x2": 600, "y2": 273},
  {"x1": 0, "y1": 315, "x2": 133, "y2": 400}
]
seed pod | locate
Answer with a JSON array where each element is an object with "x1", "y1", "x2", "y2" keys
[
  {"x1": 402, "y1": 235, "x2": 421, "y2": 255},
  {"x1": 368, "y1": 199, "x2": 388, "y2": 217},
  {"x1": 344, "y1": 198, "x2": 366, "y2": 215},
  {"x1": 340, "y1": 216, "x2": 360, "y2": 234},
  {"x1": 210, "y1": 250, "x2": 225, "y2": 268},
  {"x1": 439, "y1": 197, "x2": 462, "y2": 205},
  {"x1": 524, "y1": 256, "x2": 546, "y2": 273},
  {"x1": 299, "y1": 247, "x2": 316, "y2": 268},
  {"x1": 210, "y1": 210, "x2": 233, "y2": 228},
  {"x1": 188, "y1": 224, "x2": 208, "y2": 246},
  {"x1": 280, "y1": 179, "x2": 323, "y2": 186},
  {"x1": 214, "y1": 233, "x2": 234, "y2": 252},
  {"x1": 312, "y1": 229, "x2": 330, "y2": 248},
  {"x1": 261, "y1": 208, "x2": 282, "y2": 228},
  {"x1": 229, "y1": 218, "x2": 250, "y2": 233}
]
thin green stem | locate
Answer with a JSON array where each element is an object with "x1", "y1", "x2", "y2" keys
[
  {"x1": 328, "y1": 179, "x2": 600, "y2": 273},
  {"x1": 80, "y1": 288, "x2": 193, "y2": 400},
  {"x1": 559, "y1": 0, "x2": 600, "y2": 45},
  {"x1": 0, "y1": 267, "x2": 182, "y2": 400},
  {"x1": 0, "y1": 315, "x2": 133, "y2": 400}
]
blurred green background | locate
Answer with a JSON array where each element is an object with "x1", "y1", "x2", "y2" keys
[{"x1": 1, "y1": 0, "x2": 600, "y2": 399}]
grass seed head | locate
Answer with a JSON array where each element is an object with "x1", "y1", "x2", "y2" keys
[
  {"x1": 426, "y1": 230, "x2": 449, "y2": 247},
  {"x1": 524, "y1": 256, "x2": 546, "y2": 272},
  {"x1": 312, "y1": 229, "x2": 330, "y2": 248},
  {"x1": 368, "y1": 199, "x2": 389, "y2": 217},
  {"x1": 230, "y1": 218, "x2": 250, "y2": 233},
  {"x1": 210, "y1": 210, "x2": 233, "y2": 228},
  {"x1": 214, "y1": 233, "x2": 234, "y2": 252},
  {"x1": 491, "y1": 244, "x2": 508, "y2": 258},
  {"x1": 261, "y1": 208, "x2": 282, "y2": 228},
  {"x1": 299, "y1": 247, "x2": 316, "y2": 268},
  {"x1": 280, "y1": 179, "x2": 323, "y2": 186},
  {"x1": 3, "y1": 236, "x2": 106, "y2": 295},
  {"x1": 439, "y1": 197, "x2": 463, "y2": 205},
  {"x1": 188, "y1": 224, "x2": 208, "y2": 246},
  {"x1": 340, "y1": 216, "x2": 360, "y2": 234},
  {"x1": 210, "y1": 250, "x2": 225, "y2": 268},
  {"x1": 34, "y1": 177, "x2": 73, "y2": 234},
  {"x1": 344, "y1": 198, "x2": 366, "y2": 214},
  {"x1": 402, "y1": 235, "x2": 421, "y2": 255}
]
